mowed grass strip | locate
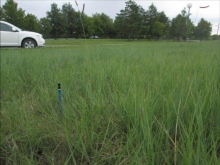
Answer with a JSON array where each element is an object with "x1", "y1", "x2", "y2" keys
[{"x1": 1, "y1": 41, "x2": 220, "y2": 164}]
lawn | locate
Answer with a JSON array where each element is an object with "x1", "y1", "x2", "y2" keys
[{"x1": 1, "y1": 40, "x2": 220, "y2": 165}]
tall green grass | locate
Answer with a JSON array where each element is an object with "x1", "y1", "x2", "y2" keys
[{"x1": 1, "y1": 41, "x2": 220, "y2": 164}]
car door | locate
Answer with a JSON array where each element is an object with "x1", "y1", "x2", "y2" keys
[{"x1": 0, "y1": 23, "x2": 19, "y2": 46}]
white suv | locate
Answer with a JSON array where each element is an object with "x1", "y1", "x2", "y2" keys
[{"x1": 0, "y1": 21, "x2": 45, "y2": 48}]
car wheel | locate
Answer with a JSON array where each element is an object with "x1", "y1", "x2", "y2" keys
[{"x1": 22, "y1": 39, "x2": 36, "y2": 48}]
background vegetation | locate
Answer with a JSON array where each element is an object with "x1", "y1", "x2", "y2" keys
[
  {"x1": 0, "y1": 0, "x2": 217, "y2": 40},
  {"x1": 1, "y1": 40, "x2": 220, "y2": 164}
]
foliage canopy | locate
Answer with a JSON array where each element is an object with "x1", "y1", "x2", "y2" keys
[{"x1": 0, "y1": 0, "x2": 213, "y2": 40}]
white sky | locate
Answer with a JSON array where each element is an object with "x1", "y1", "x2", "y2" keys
[{"x1": 1, "y1": 0, "x2": 220, "y2": 34}]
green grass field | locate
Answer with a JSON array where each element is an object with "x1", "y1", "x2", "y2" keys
[{"x1": 1, "y1": 40, "x2": 220, "y2": 165}]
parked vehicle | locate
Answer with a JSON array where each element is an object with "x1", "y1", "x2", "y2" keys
[
  {"x1": 0, "y1": 21, "x2": 45, "y2": 48},
  {"x1": 90, "y1": 36, "x2": 99, "y2": 39}
]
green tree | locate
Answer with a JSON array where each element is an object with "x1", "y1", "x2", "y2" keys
[
  {"x1": 82, "y1": 14, "x2": 94, "y2": 38},
  {"x1": 92, "y1": 13, "x2": 104, "y2": 37},
  {"x1": 157, "y1": 11, "x2": 170, "y2": 38},
  {"x1": 170, "y1": 14, "x2": 186, "y2": 40},
  {"x1": 136, "y1": 6, "x2": 148, "y2": 39},
  {"x1": 211, "y1": 34, "x2": 220, "y2": 40},
  {"x1": 23, "y1": 14, "x2": 40, "y2": 32},
  {"x1": 152, "y1": 21, "x2": 166, "y2": 40},
  {"x1": 115, "y1": 0, "x2": 145, "y2": 40},
  {"x1": 2, "y1": 0, "x2": 25, "y2": 28},
  {"x1": 73, "y1": 11, "x2": 84, "y2": 38},
  {"x1": 47, "y1": 3, "x2": 64, "y2": 39},
  {"x1": 114, "y1": 13, "x2": 126, "y2": 38},
  {"x1": 194, "y1": 18, "x2": 212, "y2": 40},
  {"x1": 0, "y1": 6, "x2": 4, "y2": 20},
  {"x1": 100, "y1": 13, "x2": 114, "y2": 38},
  {"x1": 145, "y1": 3, "x2": 158, "y2": 39},
  {"x1": 157, "y1": 11, "x2": 169, "y2": 25},
  {"x1": 62, "y1": 3, "x2": 77, "y2": 39},
  {"x1": 39, "y1": 17, "x2": 52, "y2": 38},
  {"x1": 170, "y1": 8, "x2": 193, "y2": 41},
  {"x1": 91, "y1": 12, "x2": 115, "y2": 38}
]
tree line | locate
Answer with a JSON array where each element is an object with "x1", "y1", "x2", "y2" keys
[{"x1": 0, "y1": 0, "x2": 216, "y2": 40}]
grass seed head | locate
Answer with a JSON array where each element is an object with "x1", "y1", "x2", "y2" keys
[{"x1": 75, "y1": 0, "x2": 78, "y2": 6}]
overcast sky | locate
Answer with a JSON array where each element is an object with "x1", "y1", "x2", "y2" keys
[{"x1": 1, "y1": 0, "x2": 220, "y2": 34}]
